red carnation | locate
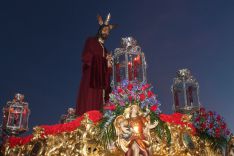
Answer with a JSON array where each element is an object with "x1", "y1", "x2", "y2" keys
[
  {"x1": 215, "y1": 133, "x2": 221, "y2": 138},
  {"x1": 208, "y1": 111, "x2": 213, "y2": 116},
  {"x1": 150, "y1": 105, "x2": 158, "y2": 111},
  {"x1": 209, "y1": 123, "x2": 214, "y2": 129},
  {"x1": 117, "y1": 88, "x2": 123, "y2": 93},
  {"x1": 104, "y1": 105, "x2": 116, "y2": 111},
  {"x1": 127, "y1": 84, "x2": 133, "y2": 91},
  {"x1": 142, "y1": 84, "x2": 150, "y2": 91},
  {"x1": 201, "y1": 123, "x2": 206, "y2": 129},
  {"x1": 200, "y1": 107, "x2": 206, "y2": 113},
  {"x1": 195, "y1": 117, "x2": 200, "y2": 122},
  {"x1": 215, "y1": 128, "x2": 221, "y2": 133},
  {"x1": 216, "y1": 115, "x2": 221, "y2": 121},
  {"x1": 147, "y1": 91, "x2": 153, "y2": 98},
  {"x1": 139, "y1": 93, "x2": 146, "y2": 101},
  {"x1": 221, "y1": 123, "x2": 226, "y2": 129},
  {"x1": 128, "y1": 95, "x2": 133, "y2": 101}
]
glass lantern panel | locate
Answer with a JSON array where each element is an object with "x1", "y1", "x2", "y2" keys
[
  {"x1": 174, "y1": 83, "x2": 187, "y2": 106},
  {"x1": 132, "y1": 54, "x2": 143, "y2": 82},
  {"x1": 115, "y1": 54, "x2": 127, "y2": 83},
  {"x1": 186, "y1": 86, "x2": 194, "y2": 106},
  {"x1": 21, "y1": 108, "x2": 29, "y2": 129},
  {"x1": 127, "y1": 54, "x2": 134, "y2": 81},
  {"x1": 173, "y1": 90, "x2": 180, "y2": 107},
  {"x1": 7, "y1": 105, "x2": 23, "y2": 129},
  {"x1": 185, "y1": 83, "x2": 199, "y2": 107}
]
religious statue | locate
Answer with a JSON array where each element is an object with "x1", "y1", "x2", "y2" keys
[
  {"x1": 114, "y1": 105, "x2": 158, "y2": 156},
  {"x1": 76, "y1": 13, "x2": 117, "y2": 116}
]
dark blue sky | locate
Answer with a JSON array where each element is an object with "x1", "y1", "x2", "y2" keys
[{"x1": 0, "y1": 0, "x2": 234, "y2": 132}]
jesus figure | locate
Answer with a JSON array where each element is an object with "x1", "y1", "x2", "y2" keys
[{"x1": 76, "y1": 13, "x2": 117, "y2": 116}]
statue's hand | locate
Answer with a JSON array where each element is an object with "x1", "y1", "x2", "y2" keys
[
  {"x1": 106, "y1": 54, "x2": 113, "y2": 68},
  {"x1": 106, "y1": 54, "x2": 112, "y2": 60}
]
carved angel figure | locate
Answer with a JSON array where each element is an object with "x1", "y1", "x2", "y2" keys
[{"x1": 114, "y1": 105, "x2": 158, "y2": 156}]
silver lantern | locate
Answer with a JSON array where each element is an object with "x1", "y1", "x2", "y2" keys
[
  {"x1": 60, "y1": 108, "x2": 76, "y2": 124},
  {"x1": 2, "y1": 93, "x2": 30, "y2": 135},
  {"x1": 171, "y1": 69, "x2": 201, "y2": 113},
  {"x1": 112, "y1": 37, "x2": 147, "y2": 86}
]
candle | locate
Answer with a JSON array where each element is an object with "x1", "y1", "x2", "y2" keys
[
  {"x1": 136, "y1": 55, "x2": 141, "y2": 64},
  {"x1": 134, "y1": 57, "x2": 138, "y2": 78},
  {"x1": 128, "y1": 62, "x2": 132, "y2": 81}
]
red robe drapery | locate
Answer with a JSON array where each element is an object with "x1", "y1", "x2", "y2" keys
[{"x1": 76, "y1": 37, "x2": 112, "y2": 116}]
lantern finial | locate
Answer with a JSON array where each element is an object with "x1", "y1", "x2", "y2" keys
[{"x1": 14, "y1": 93, "x2": 24, "y2": 102}]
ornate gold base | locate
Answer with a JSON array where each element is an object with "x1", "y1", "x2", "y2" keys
[{"x1": 2, "y1": 114, "x2": 229, "y2": 156}]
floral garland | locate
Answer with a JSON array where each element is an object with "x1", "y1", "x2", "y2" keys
[
  {"x1": 192, "y1": 107, "x2": 232, "y2": 149},
  {"x1": 7, "y1": 110, "x2": 102, "y2": 148}
]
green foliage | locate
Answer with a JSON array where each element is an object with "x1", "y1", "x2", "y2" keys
[
  {"x1": 199, "y1": 132, "x2": 228, "y2": 150},
  {"x1": 150, "y1": 112, "x2": 171, "y2": 145}
]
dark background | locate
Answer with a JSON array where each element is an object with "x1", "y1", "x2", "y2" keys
[{"x1": 0, "y1": 0, "x2": 233, "y2": 132}]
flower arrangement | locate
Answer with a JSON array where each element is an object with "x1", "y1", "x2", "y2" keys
[
  {"x1": 192, "y1": 107, "x2": 232, "y2": 149},
  {"x1": 102, "y1": 80, "x2": 161, "y2": 127},
  {"x1": 99, "y1": 80, "x2": 163, "y2": 145}
]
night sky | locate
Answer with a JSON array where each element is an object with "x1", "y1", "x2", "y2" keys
[{"x1": 0, "y1": 1, "x2": 234, "y2": 132}]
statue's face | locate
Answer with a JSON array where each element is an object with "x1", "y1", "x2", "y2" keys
[{"x1": 100, "y1": 26, "x2": 110, "y2": 40}]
